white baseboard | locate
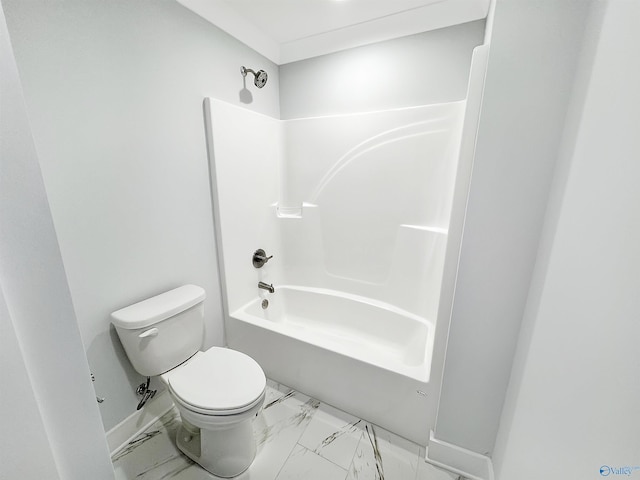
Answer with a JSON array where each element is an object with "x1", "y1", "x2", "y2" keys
[
  {"x1": 106, "y1": 390, "x2": 174, "y2": 457},
  {"x1": 425, "y1": 431, "x2": 494, "y2": 480}
]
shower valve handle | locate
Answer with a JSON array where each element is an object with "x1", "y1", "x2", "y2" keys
[{"x1": 253, "y1": 249, "x2": 273, "y2": 268}]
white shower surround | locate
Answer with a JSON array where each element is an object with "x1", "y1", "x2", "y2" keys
[{"x1": 205, "y1": 97, "x2": 468, "y2": 444}]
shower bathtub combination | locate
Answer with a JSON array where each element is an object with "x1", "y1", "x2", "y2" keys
[
  {"x1": 232, "y1": 286, "x2": 435, "y2": 444},
  {"x1": 204, "y1": 45, "x2": 487, "y2": 444}
]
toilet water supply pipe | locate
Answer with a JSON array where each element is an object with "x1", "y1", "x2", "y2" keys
[{"x1": 136, "y1": 376, "x2": 157, "y2": 410}]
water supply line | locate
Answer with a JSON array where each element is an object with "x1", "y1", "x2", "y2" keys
[
  {"x1": 136, "y1": 376, "x2": 156, "y2": 410},
  {"x1": 91, "y1": 373, "x2": 105, "y2": 404}
]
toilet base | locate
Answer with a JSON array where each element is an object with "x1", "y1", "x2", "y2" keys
[{"x1": 175, "y1": 417, "x2": 257, "y2": 478}]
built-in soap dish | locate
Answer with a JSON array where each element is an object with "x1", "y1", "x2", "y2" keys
[
  {"x1": 275, "y1": 203, "x2": 317, "y2": 219},
  {"x1": 277, "y1": 205, "x2": 303, "y2": 218}
]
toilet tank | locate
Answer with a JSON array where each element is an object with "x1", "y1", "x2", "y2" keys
[{"x1": 111, "y1": 285, "x2": 206, "y2": 377}]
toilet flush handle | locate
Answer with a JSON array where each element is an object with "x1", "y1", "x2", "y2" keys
[{"x1": 138, "y1": 327, "x2": 158, "y2": 338}]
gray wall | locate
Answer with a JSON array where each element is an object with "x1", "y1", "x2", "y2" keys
[
  {"x1": 279, "y1": 21, "x2": 485, "y2": 119},
  {"x1": 434, "y1": 0, "x2": 594, "y2": 455},
  {"x1": 3, "y1": 0, "x2": 280, "y2": 431},
  {"x1": 0, "y1": 2, "x2": 114, "y2": 477},
  {"x1": 494, "y1": 1, "x2": 640, "y2": 477}
]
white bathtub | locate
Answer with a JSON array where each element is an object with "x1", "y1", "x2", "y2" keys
[
  {"x1": 234, "y1": 286, "x2": 433, "y2": 382},
  {"x1": 228, "y1": 285, "x2": 437, "y2": 445}
]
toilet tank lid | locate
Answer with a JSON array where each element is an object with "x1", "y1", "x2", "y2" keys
[{"x1": 110, "y1": 285, "x2": 206, "y2": 329}]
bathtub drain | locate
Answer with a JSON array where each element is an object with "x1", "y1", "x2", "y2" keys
[{"x1": 261, "y1": 299, "x2": 269, "y2": 309}]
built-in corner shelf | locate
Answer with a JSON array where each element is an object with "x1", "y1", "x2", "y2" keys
[
  {"x1": 400, "y1": 224, "x2": 448, "y2": 235},
  {"x1": 275, "y1": 203, "x2": 317, "y2": 219}
]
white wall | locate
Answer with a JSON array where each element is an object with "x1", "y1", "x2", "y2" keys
[
  {"x1": 493, "y1": 1, "x2": 640, "y2": 478},
  {"x1": 433, "y1": 0, "x2": 593, "y2": 456},
  {"x1": 0, "y1": 289, "x2": 60, "y2": 480},
  {"x1": 279, "y1": 20, "x2": 485, "y2": 119},
  {"x1": 2, "y1": 0, "x2": 280, "y2": 431},
  {"x1": 0, "y1": 2, "x2": 114, "y2": 477}
]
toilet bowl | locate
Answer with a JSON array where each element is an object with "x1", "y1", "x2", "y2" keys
[
  {"x1": 111, "y1": 285, "x2": 266, "y2": 477},
  {"x1": 162, "y1": 347, "x2": 266, "y2": 477}
]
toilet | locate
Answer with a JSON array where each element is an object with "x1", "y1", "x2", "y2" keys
[{"x1": 111, "y1": 285, "x2": 266, "y2": 478}]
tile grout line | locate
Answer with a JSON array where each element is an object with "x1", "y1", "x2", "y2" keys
[
  {"x1": 272, "y1": 394, "x2": 320, "y2": 480},
  {"x1": 295, "y1": 441, "x2": 350, "y2": 475},
  {"x1": 272, "y1": 440, "x2": 302, "y2": 480},
  {"x1": 344, "y1": 423, "x2": 372, "y2": 480}
]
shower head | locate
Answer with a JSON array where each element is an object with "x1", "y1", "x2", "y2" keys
[{"x1": 241, "y1": 66, "x2": 268, "y2": 88}]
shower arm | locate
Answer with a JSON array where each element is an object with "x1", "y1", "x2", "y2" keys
[{"x1": 241, "y1": 66, "x2": 255, "y2": 77}]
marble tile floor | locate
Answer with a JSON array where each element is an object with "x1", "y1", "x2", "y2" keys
[{"x1": 112, "y1": 380, "x2": 464, "y2": 480}]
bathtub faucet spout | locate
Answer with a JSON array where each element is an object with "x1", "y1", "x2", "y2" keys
[{"x1": 258, "y1": 281, "x2": 275, "y2": 293}]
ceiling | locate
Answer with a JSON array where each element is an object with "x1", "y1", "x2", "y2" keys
[{"x1": 176, "y1": 0, "x2": 490, "y2": 65}]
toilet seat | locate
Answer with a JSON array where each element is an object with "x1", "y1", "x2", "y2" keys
[{"x1": 166, "y1": 347, "x2": 266, "y2": 416}]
